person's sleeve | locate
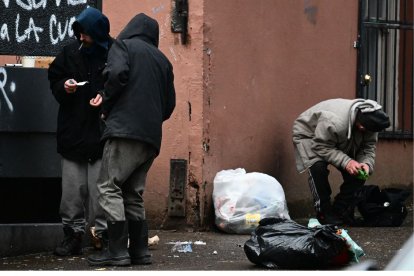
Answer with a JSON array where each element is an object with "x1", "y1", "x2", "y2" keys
[
  {"x1": 311, "y1": 119, "x2": 352, "y2": 170},
  {"x1": 48, "y1": 48, "x2": 73, "y2": 104},
  {"x1": 163, "y1": 63, "x2": 176, "y2": 121},
  {"x1": 101, "y1": 40, "x2": 130, "y2": 117},
  {"x1": 355, "y1": 132, "x2": 378, "y2": 173}
]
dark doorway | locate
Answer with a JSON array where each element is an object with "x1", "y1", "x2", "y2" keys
[{"x1": 0, "y1": 178, "x2": 61, "y2": 223}]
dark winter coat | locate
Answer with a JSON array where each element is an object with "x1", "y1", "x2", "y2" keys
[
  {"x1": 48, "y1": 7, "x2": 112, "y2": 162},
  {"x1": 101, "y1": 13, "x2": 176, "y2": 154}
]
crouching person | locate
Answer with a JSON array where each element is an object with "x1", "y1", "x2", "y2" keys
[
  {"x1": 292, "y1": 98, "x2": 390, "y2": 226},
  {"x1": 87, "y1": 13, "x2": 176, "y2": 266}
]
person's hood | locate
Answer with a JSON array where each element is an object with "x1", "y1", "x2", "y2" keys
[
  {"x1": 347, "y1": 99, "x2": 384, "y2": 139},
  {"x1": 117, "y1": 13, "x2": 159, "y2": 47},
  {"x1": 72, "y1": 7, "x2": 110, "y2": 50}
]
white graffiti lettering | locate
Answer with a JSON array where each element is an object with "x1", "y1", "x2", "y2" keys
[
  {"x1": 27, "y1": 17, "x2": 43, "y2": 41},
  {"x1": 67, "y1": 0, "x2": 87, "y2": 6},
  {"x1": 67, "y1": 16, "x2": 76, "y2": 37},
  {"x1": 49, "y1": 15, "x2": 75, "y2": 45},
  {"x1": 32, "y1": 0, "x2": 47, "y2": 9},
  {"x1": 49, "y1": 15, "x2": 60, "y2": 45},
  {"x1": 1, "y1": 0, "x2": 90, "y2": 54},
  {"x1": 15, "y1": 15, "x2": 25, "y2": 42},
  {"x1": 16, "y1": 0, "x2": 32, "y2": 10},
  {"x1": 15, "y1": 14, "x2": 44, "y2": 43},
  {"x1": 1, "y1": 23, "x2": 10, "y2": 41},
  {"x1": 1, "y1": 0, "x2": 10, "y2": 8},
  {"x1": 0, "y1": 67, "x2": 14, "y2": 112},
  {"x1": 16, "y1": 0, "x2": 47, "y2": 10}
]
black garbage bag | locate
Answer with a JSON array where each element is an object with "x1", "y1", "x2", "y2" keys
[
  {"x1": 355, "y1": 185, "x2": 410, "y2": 227},
  {"x1": 244, "y1": 217, "x2": 348, "y2": 269}
]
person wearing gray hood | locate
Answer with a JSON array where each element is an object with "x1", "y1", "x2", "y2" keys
[
  {"x1": 87, "y1": 13, "x2": 175, "y2": 266},
  {"x1": 292, "y1": 98, "x2": 390, "y2": 225},
  {"x1": 48, "y1": 7, "x2": 113, "y2": 256}
]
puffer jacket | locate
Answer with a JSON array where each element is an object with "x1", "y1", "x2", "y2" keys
[
  {"x1": 292, "y1": 98, "x2": 381, "y2": 173},
  {"x1": 101, "y1": 13, "x2": 176, "y2": 154},
  {"x1": 48, "y1": 7, "x2": 112, "y2": 162}
]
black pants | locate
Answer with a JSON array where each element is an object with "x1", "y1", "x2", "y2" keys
[{"x1": 308, "y1": 161, "x2": 365, "y2": 213}]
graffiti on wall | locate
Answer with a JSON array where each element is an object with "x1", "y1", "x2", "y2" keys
[
  {"x1": 0, "y1": 0, "x2": 98, "y2": 56},
  {"x1": 0, "y1": 66, "x2": 59, "y2": 133},
  {"x1": 0, "y1": 67, "x2": 16, "y2": 112}
]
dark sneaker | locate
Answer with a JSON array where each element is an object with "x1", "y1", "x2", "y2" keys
[{"x1": 54, "y1": 231, "x2": 83, "y2": 256}]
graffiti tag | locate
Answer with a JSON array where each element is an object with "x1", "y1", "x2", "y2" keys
[
  {"x1": 0, "y1": 0, "x2": 95, "y2": 56},
  {"x1": 0, "y1": 67, "x2": 16, "y2": 112}
]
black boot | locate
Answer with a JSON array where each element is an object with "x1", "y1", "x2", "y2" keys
[
  {"x1": 87, "y1": 221, "x2": 131, "y2": 266},
  {"x1": 128, "y1": 220, "x2": 152, "y2": 265},
  {"x1": 100, "y1": 231, "x2": 109, "y2": 250},
  {"x1": 54, "y1": 228, "x2": 83, "y2": 256},
  {"x1": 332, "y1": 169, "x2": 365, "y2": 225},
  {"x1": 317, "y1": 203, "x2": 344, "y2": 226},
  {"x1": 333, "y1": 200, "x2": 356, "y2": 225}
]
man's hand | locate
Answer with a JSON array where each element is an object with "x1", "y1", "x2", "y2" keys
[
  {"x1": 90, "y1": 94, "x2": 103, "y2": 107},
  {"x1": 64, "y1": 79, "x2": 77, "y2": 93},
  {"x1": 345, "y1": 159, "x2": 363, "y2": 175},
  {"x1": 360, "y1": 163, "x2": 370, "y2": 175}
]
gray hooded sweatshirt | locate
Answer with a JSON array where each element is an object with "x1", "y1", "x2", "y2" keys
[{"x1": 292, "y1": 98, "x2": 382, "y2": 173}]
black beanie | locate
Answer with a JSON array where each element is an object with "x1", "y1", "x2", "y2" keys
[{"x1": 357, "y1": 109, "x2": 391, "y2": 132}]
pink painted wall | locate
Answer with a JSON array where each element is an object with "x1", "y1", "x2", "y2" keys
[{"x1": 202, "y1": 0, "x2": 413, "y2": 220}]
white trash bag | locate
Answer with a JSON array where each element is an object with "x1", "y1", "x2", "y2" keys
[{"x1": 213, "y1": 168, "x2": 290, "y2": 234}]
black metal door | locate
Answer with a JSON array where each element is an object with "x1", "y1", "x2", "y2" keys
[{"x1": 357, "y1": 0, "x2": 413, "y2": 139}]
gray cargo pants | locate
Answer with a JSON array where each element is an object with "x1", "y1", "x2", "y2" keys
[
  {"x1": 60, "y1": 158, "x2": 107, "y2": 236},
  {"x1": 97, "y1": 138, "x2": 156, "y2": 221}
]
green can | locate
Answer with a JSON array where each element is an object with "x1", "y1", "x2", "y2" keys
[{"x1": 356, "y1": 169, "x2": 369, "y2": 180}]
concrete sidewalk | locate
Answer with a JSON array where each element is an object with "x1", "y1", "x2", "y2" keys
[{"x1": 0, "y1": 202, "x2": 412, "y2": 272}]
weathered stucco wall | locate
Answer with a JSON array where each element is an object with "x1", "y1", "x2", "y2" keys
[{"x1": 203, "y1": 0, "x2": 413, "y2": 220}]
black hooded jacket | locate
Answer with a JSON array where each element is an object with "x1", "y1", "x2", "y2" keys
[
  {"x1": 48, "y1": 7, "x2": 112, "y2": 162},
  {"x1": 101, "y1": 13, "x2": 176, "y2": 154}
]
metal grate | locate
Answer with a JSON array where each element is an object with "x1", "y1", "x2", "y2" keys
[{"x1": 357, "y1": 0, "x2": 413, "y2": 139}]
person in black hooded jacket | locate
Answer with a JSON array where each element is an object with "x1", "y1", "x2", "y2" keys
[
  {"x1": 87, "y1": 13, "x2": 175, "y2": 266},
  {"x1": 48, "y1": 7, "x2": 113, "y2": 256}
]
